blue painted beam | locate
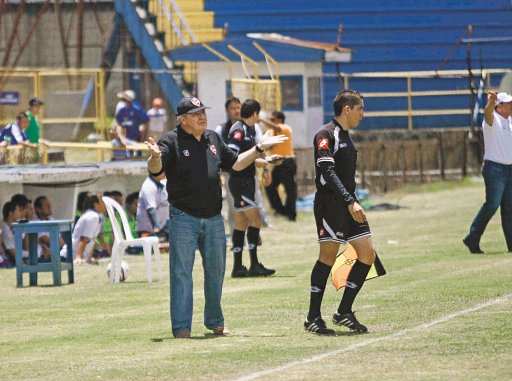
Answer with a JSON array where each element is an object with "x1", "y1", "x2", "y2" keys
[{"x1": 113, "y1": 0, "x2": 184, "y2": 111}]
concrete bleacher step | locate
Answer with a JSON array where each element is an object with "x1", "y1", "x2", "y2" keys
[
  {"x1": 174, "y1": 0, "x2": 205, "y2": 12},
  {"x1": 172, "y1": 12, "x2": 216, "y2": 28}
]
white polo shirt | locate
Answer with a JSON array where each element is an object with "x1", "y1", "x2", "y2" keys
[
  {"x1": 147, "y1": 107, "x2": 168, "y2": 133},
  {"x1": 60, "y1": 209, "x2": 103, "y2": 261},
  {"x1": 483, "y1": 111, "x2": 512, "y2": 165},
  {"x1": 136, "y1": 176, "x2": 169, "y2": 233}
]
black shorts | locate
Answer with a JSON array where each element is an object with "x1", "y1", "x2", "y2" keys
[
  {"x1": 314, "y1": 191, "x2": 371, "y2": 244},
  {"x1": 228, "y1": 176, "x2": 258, "y2": 211}
]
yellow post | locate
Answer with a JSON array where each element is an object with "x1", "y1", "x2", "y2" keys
[
  {"x1": 40, "y1": 143, "x2": 48, "y2": 164},
  {"x1": 35, "y1": 70, "x2": 44, "y2": 139},
  {"x1": 407, "y1": 76, "x2": 413, "y2": 130}
]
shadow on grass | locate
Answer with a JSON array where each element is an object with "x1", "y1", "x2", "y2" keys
[
  {"x1": 333, "y1": 330, "x2": 369, "y2": 337},
  {"x1": 151, "y1": 334, "x2": 232, "y2": 342}
]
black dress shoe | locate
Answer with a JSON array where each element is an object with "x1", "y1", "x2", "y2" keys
[{"x1": 463, "y1": 237, "x2": 484, "y2": 254}]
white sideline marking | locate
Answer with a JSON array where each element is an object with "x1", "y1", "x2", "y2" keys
[{"x1": 235, "y1": 293, "x2": 512, "y2": 381}]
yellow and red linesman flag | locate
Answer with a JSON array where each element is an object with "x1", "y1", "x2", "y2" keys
[{"x1": 331, "y1": 243, "x2": 387, "y2": 290}]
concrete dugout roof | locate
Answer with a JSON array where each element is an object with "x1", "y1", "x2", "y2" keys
[{"x1": 169, "y1": 33, "x2": 352, "y2": 63}]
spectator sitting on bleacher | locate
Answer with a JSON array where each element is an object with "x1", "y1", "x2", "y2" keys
[
  {"x1": 61, "y1": 193, "x2": 111, "y2": 264},
  {"x1": 34, "y1": 195, "x2": 64, "y2": 262},
  {"x1": 1, "y1": 201, "x2": 23, "y2": 266},
  {"x1": 0, "y1": 112, "x2": 36, "y2": 147}
]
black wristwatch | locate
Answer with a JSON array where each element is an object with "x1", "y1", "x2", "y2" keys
[{"x1": 255, "y1": 144, "x2": 264, "y2": 153}]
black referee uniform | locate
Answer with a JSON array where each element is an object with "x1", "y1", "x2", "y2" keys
[
  {"x1": 314, "y1": 119, "x2": 371, "y2": 244},
  {"x1": 227, "y1": 120, "x2": 259, "y2": 211}
]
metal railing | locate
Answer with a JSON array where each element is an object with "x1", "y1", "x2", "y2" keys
[
  {"x1": 0, "y1": 67, "x2": 107, "y2": 139},
  {"x1": 336, "y1": 68, "x2": 511, "y2": 130},
  {"x1": 149, "y1": 0, "x2": 198, "y2": 49}
]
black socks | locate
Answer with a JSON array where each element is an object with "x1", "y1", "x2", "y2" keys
[
  {"x1": 232, "y1": 229, "x2": 245, "y2": 269},
  {"x1": 307, "y1": 260, "x2": 332, "y2": 321},
  {"x1": 247, "y1": 226, "x2": 260, "y2": 268},
  {"x1": 338, "y1": 260, "x2": 371, "y2": 314}
]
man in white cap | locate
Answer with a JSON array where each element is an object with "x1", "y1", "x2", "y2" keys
[{"x1": 464, "y1": 91, "x2": 512, "y2": 254}]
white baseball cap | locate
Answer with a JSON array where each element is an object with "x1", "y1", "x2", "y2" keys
[
  {"x1": 496, "y1": 92, "x2": 512, "y2": 105},
  {"x1": 116, "y1": 89, "x2": 135, "y2": 102}
]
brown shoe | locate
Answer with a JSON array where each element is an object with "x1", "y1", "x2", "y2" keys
[
  {"x1": 212, "y1": 326, "x2": 230, "y2": 335},
  {"x1": 175, "y1": 329, "x2": 191, "y2": 339}
]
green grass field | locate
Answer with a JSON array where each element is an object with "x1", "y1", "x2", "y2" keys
[{"x1": 2, "y1": 180, "x2": 512, "y2": 380}]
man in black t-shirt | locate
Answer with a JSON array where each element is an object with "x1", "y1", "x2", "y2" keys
[
  {"x1": 304, "y1": 90, "x2": 377, "y2": 335},
  {"x1": 145, "y1": 96, "x2": 286, "y2": 338}
]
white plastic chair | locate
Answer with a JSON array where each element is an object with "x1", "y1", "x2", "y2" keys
[{"x1": 102, "y1": 196, "x2": 162, "y2": 283}]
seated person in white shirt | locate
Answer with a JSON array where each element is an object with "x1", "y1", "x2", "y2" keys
[
  {"x1": 136, "y1": 172, "x2": 169, "y2": 238},
  {"x1": 0, "y1": 226, "x2": 11, "y2": 268},
  {"x1": 61, "y1": 193, "x2": 110, "y2": 264}
]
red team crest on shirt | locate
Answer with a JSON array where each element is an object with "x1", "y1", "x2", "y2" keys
[
  {"x1": 210, "y1": 145, "x2": 217, "y2": 154},
  {"x1": 233, "y1": 131, "x2": 243, "y2": 141},
  {"x1": 318, "y1": 138, "x2": 329, "y2": 150}
]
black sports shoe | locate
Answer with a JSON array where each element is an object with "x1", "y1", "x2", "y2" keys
[
  {"x1": 463, "y1": 236, "x2": 484, "y2": 254},
  {"x1": 231, "y1": 265, "x2": 249, "y2": 278},
  {"x1": 333, "y1": 311, "x2": 368, "y2": 332},
  {"x1": 248, "y1": 263, "x2": 275, "y2": 277},
  {"x1": 304, "y1": 316, "x2": 335, "y2": 335}
]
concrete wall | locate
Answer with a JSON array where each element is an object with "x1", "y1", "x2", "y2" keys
[
  {"x1": 0, "y1": 3, "x2": 115, "y2": 68},
  {"x1": 0, "y1": 163, "x2": 147, "y2": 221}
]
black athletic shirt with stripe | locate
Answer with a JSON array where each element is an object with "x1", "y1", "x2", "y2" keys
[
  {"x1": 227, "y1": 120, "x2": 257, "y2": 178},
  {"x1": 313, "y1": 119, "x2": 357, "y2": 206}
]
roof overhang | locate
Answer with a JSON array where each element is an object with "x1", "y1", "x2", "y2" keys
[{"x1": 169, "y1": 33, "x2": 352, "y2": 63}]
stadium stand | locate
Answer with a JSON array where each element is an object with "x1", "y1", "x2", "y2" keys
[{"x1": 204, "y1": 0, "x2": 512, "y2": 128}]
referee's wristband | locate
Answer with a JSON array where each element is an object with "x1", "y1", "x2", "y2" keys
[
  {"x1": 149, "y1": 167, "x2": 164, "y2": 177},
  {"x1": 255, "y1": 144, "x2": 264, "y2": 153}
]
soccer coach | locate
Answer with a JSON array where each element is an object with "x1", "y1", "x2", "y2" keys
[{"x1": 145, "y1": 96, "x2": 287, "y2": 338}]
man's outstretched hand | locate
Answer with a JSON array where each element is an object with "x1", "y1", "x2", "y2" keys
[
  {"x1": 145, "y1": 137, "x2": 161, "y2": 159},
  {"x1": 258, "y1": 134, "x2": 288, "y2": 151}
]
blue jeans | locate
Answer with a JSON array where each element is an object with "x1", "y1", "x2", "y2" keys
[
  {"x1": 169, "y1": 206, "x2": 226, "y2": 336},
  {"x1": 468, "y1": 160, "x2": 512, "y2": 250}
]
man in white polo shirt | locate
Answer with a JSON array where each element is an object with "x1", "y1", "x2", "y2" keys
[
  {"x1": 464, "y1": 91, "x2": 512, "y2": 254},
  {"x1": 136, "y1": 172, "x2": 169, "y2": 237}
]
